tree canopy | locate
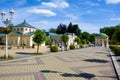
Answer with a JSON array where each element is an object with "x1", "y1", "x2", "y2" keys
[
  {"x1": 100, "y1": 25, "x2": 120, "y2": 44},
  {"x1": 33, "y1": 30, "x2": 46, "y2": 53},
  {"x1": 56, "y1": 23, "x2": 67, "y2": 34}
]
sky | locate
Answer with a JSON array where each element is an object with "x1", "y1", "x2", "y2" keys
[{"x1": 0, "y1": 0, "x2": 120, "y2": 33}]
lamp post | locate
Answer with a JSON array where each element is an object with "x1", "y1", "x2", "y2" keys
[{"x1": 0, "y1": 8, "x2": 15, "y2": 58}]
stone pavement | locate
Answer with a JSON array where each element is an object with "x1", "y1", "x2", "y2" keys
[{"x1": 0, "y1": 47, "x2": 117, "y2": 80}]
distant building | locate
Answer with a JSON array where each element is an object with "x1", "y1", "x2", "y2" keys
[
  {"x1": 95, "y1": 33, "x2": 109, "y2": 47},
  {"x1": 0, "y1": 20, "x2": 45, "y2": 47},
  {"x1": 48, "y1": 33, "x2": 77, "y2": 47}
]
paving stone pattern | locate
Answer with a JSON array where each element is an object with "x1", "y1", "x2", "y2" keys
[{"x1": 0, "y1": 47, "x2": 117, "y2": 80}]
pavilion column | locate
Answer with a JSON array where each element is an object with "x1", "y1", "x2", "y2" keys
[
  {"x1": 95, "y1": 39, "x2": 97, "y2": 46},
  {"x1": 98, "y1": 39, "x2": 101, "y2": 46},
  {"x1": 106, "y1": 37, "x2": 109, "y2": 47},
  {"x1": 102, "y1": 39, "x2": 104, "y2": 47}
]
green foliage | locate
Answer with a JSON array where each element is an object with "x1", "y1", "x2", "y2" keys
[
  {"x1": 109, "y1": 45, "x2": 120, "y2": 56},
  {"x1": 81, "y1": 32, "x2": 90, "y2": 40},
  {"x1": 74, "y1": 37, "x2": 81, "y2": 44},
  {"x1": 69, "y1": 44, "x2": 75, "y2": 50},
  {"x1": 117, "y1": 59, "x2": 120, "y2": 62},
  {"x1": 56, "y1": 23, "x2": 67, "y2": 34},
  {"x1": 0, "y1": 55, "x2": 14, "y2": 60},
  {"x1": 45, "y1": 38, "x2": 51, "y2": 45},
  {"x1": 33, "y1": 30, "x2": 46, "y2": 45},
  {"x1": 100, "y1": 25, "x2": 120, "y2": 44},
  {"x1": 49, "y1": 28, "x2": 56, "y2": 33},
  {"x1": 111, "y1": 30, "x2": 120, "y2": 45},
  {"x1": 67, "y1": 22, "x2": 73, "y2": 33},
  {"x1": 67, "y1": 22, "x2": 81, "y2": 36},
  {"x1": 8, "y1": 46, "x2": 12, "y2": 49},
  {"x1": 50, "y1": 45, "x2": 58, "y2": 52},
  {"x1": 79, "y1": 44, "x2": 84, "y2": 48},
  {"x1": 33, "y1": 30, "x2": 46, "y2": 53},
  {"x1": 100, "y1": 26, "x2": 116, "y2": 40},
  {"x1": 89, "y1": 34, "x2": 96, "y2": 43},
  {"x1": 61, "y1": 34, "x2": 69, "y2": 47}
]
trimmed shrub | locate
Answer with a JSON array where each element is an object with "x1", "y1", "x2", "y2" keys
[
  {"x1": 45, "y1": 39, "x2": 51, "y2": 45},
  {"x1": 0, "y1": 55, "x2": 14, "y2": 60},
  {"x1": 70, "y1": 44, "x2": 75, "y2": 50},
  {"x1": 79, "y1": 44, "x2": 83, "y2": 48},
  {"x1": 50, "y1": 45, "x2": 58, "y2": 52},
  {"x1": 8, "y1": 46, "x2": 12, "y2": 49},
  {"x1": 109, "y1": 45, "x2": 120, "y2": 56},
  {"x1": 117, "y1": 59, "x2": 120, "y2": 62}
]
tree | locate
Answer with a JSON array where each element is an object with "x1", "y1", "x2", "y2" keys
[
  {"x1": 100, "y1": 26, "x2": 115, "y2": 40},
  {"x1": 67, "y1": 22, "x2": 73, "y2": 33},
  {"x1": 74, "y1": 37, "x2": 81, "y2": 44},
  {"x1": 89, "y1": 33, "x2": 96, "y2": 43},
  {"x1": 111, "y1": 30, "x2": 120, "y2": 44},
  {"x1": 49, "y1": 28, "x2": 56, "y2": 33},
  {"x1": 61, "y1": 34, "x2": 69, "y2": 50},
  {"x1": 56, "y1": 23, "x2": 67, "y2": 34},
  {"x1": 67, "y1": 23, "x2": 81, "y2": 36},
  {"x1": 81, "y1": 32, "x2": 90, "y2": 40},
  {"x1": 33, "y1": 30, "x2": 46, "y2": 53}
]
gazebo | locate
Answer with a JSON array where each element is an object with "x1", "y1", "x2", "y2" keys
[{"x1": 95, "y1": 33, "x2": 109, "y2": 47}]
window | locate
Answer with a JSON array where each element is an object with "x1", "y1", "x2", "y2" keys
[
  {"x1": 26, "y1": 28, "x2": 27, "y2": 31},
  {"x1": 29, "y1": 29, "x2": 31, "y2": 32},
  {"x1": 17, "y1": 28, "x2": 19, "y2": 31},
  {"x1": 21, "y1": 28, "x2": 23, "y2": 31},
  {"x1": 14, "y1": 28, "x2": 16, "y2": 31}
]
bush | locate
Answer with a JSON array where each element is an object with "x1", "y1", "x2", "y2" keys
[
  {"x1": 45, "y1": 39, "x2": 51, "y2": 45},
  {"x1": 117, "y1": 58, "x2": 120, "y2": 62},
  {"x1": 0, "y1": 55, "x2": 14, "y2": 60},
  {"x1": 70, "y1": 44, "x2": 75, "y2": 50},
  {"x1": 79, "y1": 44, "x2": 83, "y2": 48},
  {"x1": 50, "y1": 45, "x2": 58, "y2": 52},
  {"x1": 8, "y1": 46, "x2": 12, "y2": 49},
  {"x1": 110, "y1": 45, "x2": 120, "y2": 56}
]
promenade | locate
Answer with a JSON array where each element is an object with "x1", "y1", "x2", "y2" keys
[{"x1": 0, "y1": 47, "x2": 117, "y2": 80}]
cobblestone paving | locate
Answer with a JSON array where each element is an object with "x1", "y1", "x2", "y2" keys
[{"x1": 0, "y1": 47, "x2": 117, "y2": 80}]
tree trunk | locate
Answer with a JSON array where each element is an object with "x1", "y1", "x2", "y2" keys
[{"x1": 37, "y1": 44, "x2": 39, "y2": 53}]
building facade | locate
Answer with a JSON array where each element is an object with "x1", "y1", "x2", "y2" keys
[
  {"x1": 48, "y1": 33, "x2": 77, "y2": 47},
  {"x1": 1, "y1": 20, "x2": 38, "y2": 47},
  {"x1": 95, "y1": 33, "x2": 109, "y2": 47}
]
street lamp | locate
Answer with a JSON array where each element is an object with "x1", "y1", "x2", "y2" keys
[{"x1": 0, "y1": 8, "x2": 15, "y2": 58}]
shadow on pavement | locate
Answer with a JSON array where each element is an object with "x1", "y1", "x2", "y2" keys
[
  {"x1": 41, "y1": 70, "x2": 95, "y2": 79},
  {"x1": 83, "y1": 59, "x2": 109, "y2": 63},
  {"x1": 41, "y1": 70, "x2": 117, "y2": 79},
  {"x1": 16, "y1": 52, "x2": 33, "y2": 55},
  {"x1": 96, "y1": 52, "x2": 108, "y2": 54},
  {"x1": 61, "y1": 73, "x2": 95, "y2": 79}
]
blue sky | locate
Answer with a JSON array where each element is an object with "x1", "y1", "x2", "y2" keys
[{"x1": 0, "y1": 0, "x2": 120, "y2": 33}]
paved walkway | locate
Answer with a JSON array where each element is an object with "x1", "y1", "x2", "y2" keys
[{"x1": 0, "y1": 47, "x2": 117, "y2": 80}]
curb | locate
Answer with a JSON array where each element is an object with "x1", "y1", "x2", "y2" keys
[{"x1": 108, "y1": 48, "x2": 120, "y2": 80}]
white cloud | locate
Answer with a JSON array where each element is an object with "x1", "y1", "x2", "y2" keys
[
  {"x1": 59, "y1": 2, "x2": 69, "y2": 8},
  {"x1": 87, "y1": 1, "x2": 100, "y2": 6},
  {"x1": 41, "y1": 2, "x2": 57, "y2": 8},
  {"x1": 28, "y1": 8, "x2": 56, "y2": 16},
  {"x1": 110, "y1": 17, "x2": 120, "y2": 21},
  {"x1": 41, "y1": 1, "x2": 69, "y2": 8},
  {"x1": 105, "y1": 0, "x2": 120, "y2": 4}
]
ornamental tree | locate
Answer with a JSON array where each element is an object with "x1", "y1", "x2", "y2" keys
[
  {"x1": 33, "y1": 30, "x2": 46, "y2": 53},
  {"x1": 61, "y1": 34, "x2": 69, "y2": 50}
]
